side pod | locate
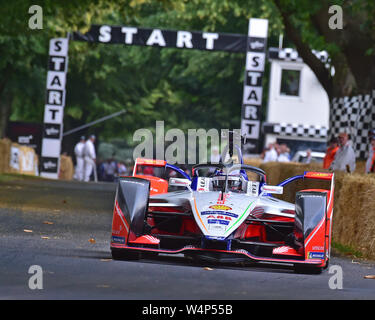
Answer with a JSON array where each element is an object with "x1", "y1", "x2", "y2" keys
[
  {"x1": 112, "y1": 177, "x2": 150, "y2": 244},
  {"x1": 293, "y1": 191, "x2": 327, "y2": 253}
]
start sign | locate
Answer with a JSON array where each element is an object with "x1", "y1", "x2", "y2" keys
[
  {"x1": 73, "y1": 25, "x2": 248, "y2": 53},
  {"x1": 40, "y1": 38, "x2": 69, "y2": 179},
  {"x1": 40, "y1": 19, "x2": 269, "y2": 179}
]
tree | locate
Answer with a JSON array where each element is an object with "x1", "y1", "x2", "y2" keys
[
  {"x1": 272, "y1": 0, "x2": 375, "y2": 100},
  {"x1": 1, "y1": 0, "x2": 285, "y2": 143},
  {"x1": 0, "y1": 0, "x2": 142, "y2": 138}
]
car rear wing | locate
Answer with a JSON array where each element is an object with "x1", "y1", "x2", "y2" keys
[
  {"x1": 132, "y1": 158, "x2": 167, "y2": 176},
  {"x1": 277, "y1": 171, "x2": 334, "y2": 187},
  {"x1": 303, "y1": 171, "x2": 333, "y2": 181},
  {"x1": 132, "y1": 158, "x2": 190, "y2": 180}
]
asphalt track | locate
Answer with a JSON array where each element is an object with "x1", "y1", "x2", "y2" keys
[{"x1": 0, "y1": 177, "x2": 374, "y2": 300}]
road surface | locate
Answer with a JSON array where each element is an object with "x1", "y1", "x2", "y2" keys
[{"x1": 0, "y1": 177, "x2": 374, "y2": 300}]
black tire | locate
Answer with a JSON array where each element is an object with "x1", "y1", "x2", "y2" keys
[
  {"x1": 294, "y1": 264, "x2": 323, "y2": 274},
  {"x1": 111, "y1": 248, "x2": 140, "y2": 261},
  {"x1": 142, "y1": 251, "x2": 159, "y2": 259},
  {"x1": 324, "y1": 258, "x2": 330, "y2": 270}
]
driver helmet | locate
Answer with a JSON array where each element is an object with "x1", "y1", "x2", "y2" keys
[
  {"x1": 212, "y1": 176, "x2": 225, "y2": 191},
  {"x1": 227, "y1": 176, "x2": 242, "y2": 191},
  {"x1": 212, "y1": 176, "x2": 242, "y2": 192}
]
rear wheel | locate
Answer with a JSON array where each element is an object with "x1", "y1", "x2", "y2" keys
[{"x1": 111, "y1": 248, "x2": 140, "y2": 261}]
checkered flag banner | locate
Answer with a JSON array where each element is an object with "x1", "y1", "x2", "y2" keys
[
  {"x1": 268, "y1": 47, "x2": 335, "y2": 76},
  {"x1": 269, "y1": 47, "x2": 302, "y2": 62},
  {"x1": 263, "y1": 122, "x2": 328, "y2": 139},
  {"x1": 330, "y1": 90, "x2": 375, "y2": 159}
]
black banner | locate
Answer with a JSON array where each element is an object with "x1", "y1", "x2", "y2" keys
[
  {"x1": 6, "y1": 121, "x2": 42, "y2": 155},
  {"x1": 72, "y1": 25, "x2": 247, "y2": 53},
  {"x1": 41, "y1": 38, "x2": 69, "y2": 179},
  {"x1": 241, "y1": 19, "x2": 268, "y2": 155},
  {"x1": 40, "y1": 157, "x2": 59, "y2": 173}
]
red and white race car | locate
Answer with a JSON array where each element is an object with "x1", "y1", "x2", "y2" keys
[{"x1": 111, "y1": 158, "x2": 334, "y2": 274}]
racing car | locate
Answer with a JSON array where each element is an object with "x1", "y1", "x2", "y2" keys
[{"x1": 110, "y1": 146, "x2": 334, "y2": 274}]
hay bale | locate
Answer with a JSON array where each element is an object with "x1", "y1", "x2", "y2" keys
[
  {"x1": 243, "y1": 157, "x2": 263, "y2": 168},
  {"x1": 8, "y1": 143, "x2": 22, "y2": 174},
  {"x1": 0, "y1": 138, "x2": 11, "y2": 173},
  {"x1": 4, "y1": 143, "x2": 39, "y2": 176},
  {"x1": 18, "y1": 145, "x2": 38, "y2": 175},
  {"x1": 59, "y1": 155, "x2": 74, "y2": 180},
  {"x1": 333, "y1": 174, "x2": 375, "y2": 259}
]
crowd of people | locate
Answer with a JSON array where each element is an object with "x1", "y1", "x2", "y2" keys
[
  {"x1": 73, "y1": 135, "x2": 128, "y2": 182},
  {"x1": 323, "y1": 132, "x2": 356, "y2": 173},
  {"x1": 73, "y1": 129, "x2": 375, "y2": 182},
  {"x1": 262, "y1": 130, "x2": 375, "y2": 174},
  {"x1": 261, "y1": 143, "x2": 292, "y2": 163},
  {"x1": 73, "y1": 135, "x2": 97, "y2": 182},
  {"x1": 98, "y1": 158, "x2": 128, "y2": 182}
]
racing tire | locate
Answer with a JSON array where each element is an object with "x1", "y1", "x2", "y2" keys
[
  {"x1": 111, "y1": 248, "x2": 140, "y2": 261},
  {"x1": 324, "y1": 258, "x2": 330, "y2": 270},
  {"x1": 293, "y1": 264, "x2": 323, "y2": 274},
  {"x1": 142, "y1": 251, "x2": 159, "y2": 259}
]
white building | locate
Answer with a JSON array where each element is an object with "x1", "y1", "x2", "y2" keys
[{"x1": 263, "y1": 47, "x2": 332, "y2": 155}]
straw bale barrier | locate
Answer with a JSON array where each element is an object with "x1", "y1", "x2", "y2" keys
[
  {"x1": 59, "y1": 154, "x2": 74, "y2": 180},
  {"x1": 0, "y1": 138, "x2": 38, "y2": 176},
  {"x1": 0, "y1": 138, "x2": 11, "y2": 173}
]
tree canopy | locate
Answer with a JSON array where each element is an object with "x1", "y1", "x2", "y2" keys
[
  {"x1": 1, "y1": 0, "x2": 374, "y2": 151},
  {"x1": 273, "y1": 0, "x2": 375, "y2": 99}
]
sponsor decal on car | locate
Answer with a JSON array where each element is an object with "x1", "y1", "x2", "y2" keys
[
  {"x1": 209, "y1": 205, "x2": 232, "y2": 211},
  {"x1": 207, "y1": 219, "x2": 230, "y2": 225},
  {"x1": 197, "y1": 177, "x2": 210, "y2": 192},
  {"x1": 304, "y1": 172, "x2": 333, "y2": 180},
  {"x1": 201, "y1": 211, "x2": 238, "y2": 218},
  {"x1": 312, "y1": 246, "x2": 324, "y2": 251},
  {"x1": 308, "y1": 251, "x2": 325, "y2": 259},
  {"x1": 111, "y1": 236, "x2": 125, "y2": 244},
  {"x1": 205, "y1": 215, "x2": 232, "y2": 221},
  {"x1": 216, "y1": 193, "x2": 229, "y2": 205}
]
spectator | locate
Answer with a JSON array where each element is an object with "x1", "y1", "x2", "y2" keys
[
  {"x1": 277, "y1": 144, "x2": 290, "y2": 162},
  {"x1": 323, "y1": 137, "x2": 339, "y2": 169},
  {"x1": 365, "y1": 131, "x2": 375, "y2": 173},
  {"x1": 103, "y1": 158, "x2": 117, "y2": 182},
  {"x1": 263, "y1": 143, "x2": 278, "y2": 163},
  {"x1": 303, "y1": 149, "x2": 312, "y2": 164},
  {"x1": 210, "y1": 146, "x2": 221, "y2": 164},
  {"x1": 97, "y1": 161, "x2": 106, "y2": 181},
  {"x1": 330, "y1": 132, "x2": 356, "y2": 173},
  {"x1": 73, "y1": 136, "x2": 85, "y2": 181},
  {"x1": 84, "y1": 134, "x2": 97, "y2": 182},
  {"x1": 143, "y1": 166, "x2": 154, "y2": 176},
  {"x1": 117, "y1": 161, "x2": 128, "y2": 176}
]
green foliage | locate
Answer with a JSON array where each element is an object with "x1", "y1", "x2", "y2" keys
[
  {"x1": 273, "y1": 0, "x2": 375, "y2": 96},
  {"x1": 0, "y1": 0, "x2": 284, "y2": 143},
  {"x1": 4, "y1": 0, "x2": 373, "y2": 145}
]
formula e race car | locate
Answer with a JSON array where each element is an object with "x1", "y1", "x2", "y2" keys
[{"x1": 110, "y1": 154, "x2": 334, "y2": 274}]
